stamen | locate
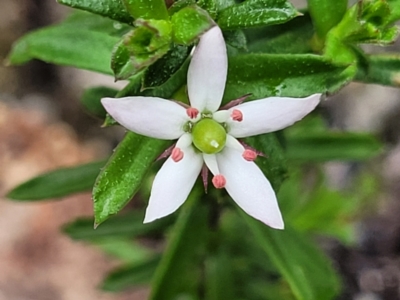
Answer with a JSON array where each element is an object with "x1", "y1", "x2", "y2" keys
[
  {"x1": 212, "y1": 174, "x2": 226, "y2": 189},
  {"x1": 171, "y1": 147, "x2": 184, "y2": 162},
  {"x1": 243, "y1": 149, "x2": 257, "y2": 161},
  {"x1": 186, "y1": 107, "x2": 199, "y2": 119},
  {"x1": 231, "y1": 109, "x2": 243, "y2": 122}
]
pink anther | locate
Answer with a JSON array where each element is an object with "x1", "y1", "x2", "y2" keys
[
  {"x1": 231, "y1": 109, "x2": 243, "y2": 122},
  {"x1": 186, "y1": 107, "x2": 199, "y2": 119},
  {"x1": 171, "y1": 147, "x2": 184, "y2": 162},
  {"x1": 243, "y1": 149, "x2": 257, "y2": 161},
  {"x1": 212, "y1": 174, "x2": 226, "y2": 189}
]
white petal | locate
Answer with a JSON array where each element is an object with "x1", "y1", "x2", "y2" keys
[
  {"x1": 216, "y1": 146, "x2": 284, "y2": 229},
  {"x1": 203, "y1": 153, "x2": 220, "y2": 175},
  {"x1": 102, "y1": 97, "x2": 187, "y2": 139},
  {"x1": 227, "y1": 94, "x2": 321, "y2": 138},
  {"x1": 144, "y1": 144, "x2": 203, "y2": 223},
  {"x1": 187, "y1": 26, "x2": 227, "y2": 112}
]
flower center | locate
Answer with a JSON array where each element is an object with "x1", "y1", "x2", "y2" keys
[{"x1": 192, "y1": 119, "x2": 226, "y2": 154}]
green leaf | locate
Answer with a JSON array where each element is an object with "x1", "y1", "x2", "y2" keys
[
  {"x1": 149, "y1": 187, "x2": 209, "y2": 300},
  {"x1": 355, "y1": 54, "x2": 400, "y2": 87},
  {"x1": 198, "y1": 0, "x2": 218, "y2": 19},
  {"x1": 171, "y1": 5, "x2": 214, "y2": 45},
  {"x1": 57, "y1": 0, "x2": 133, "y2": 24},
  {"x1": 7, "y1": 161, "x2": 105, "y2": 201},
  {"x1": 247, "y1": 13, "x2": 314, "y2": 54},
  {"x1": 217, "y1": 0, "x2": 299, "y2": 30},
  {"x1": 307, "y1": 0, "x2": 347, "y2": 40},
  {"x1": 241, "y1": 214, "x2": 341, "y2": 300},
  {"x1": 7, "y1": 26, "x2": 117, "y2": 75},
  {"x1": 204, "y1": 249, "x2": 235, "y2": 300},
  {"x1": 93, "y1": 133, "x2": 171, "y2": 225},
  {"x1": 62, "y1": 11, "x2": 132, "y2": 36},
  {"x1": 224, "y1": 54, "x2": 349, "y2": 102},
  {"x1": 244, "y1": 133, "x2": 287, "y2": 191},
  {"x1": 286, "y1": 132, "x2": 383, "y2": 162},
  {"x1": 111, "y1": 19, "x2": 172, "y2": 80},
  {"x1": 330, "y1": 0, "x2": 399, "y2": 45},
  {"x1": 387, "y1": 0, "x2": 400, "y2": 23},
  {"x1": 93, "y1": 238, "x2": 151, "y2": 263},
  {"x1": 143, "y1": 44, "x2": 190, "y2": 88},
  {"x1": 123, "y1": 0, "x2": 169, "y2": 20},
  {"x1": 63, "y1": 211, "x2": 173, "y2": 240},
  {"x1": 102, "y1": 255, "x2": 161, "y2": 291},
  {"x1": 223, "y1": 30, "x2": 248, "y2": 51},
  {"x1": 81, "y1": 86, "x2": 118, "y2": 118}
]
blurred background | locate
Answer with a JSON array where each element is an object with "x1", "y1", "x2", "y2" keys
[{"x1": 1, "y1": 0, "x2": 400, "y2": 299}]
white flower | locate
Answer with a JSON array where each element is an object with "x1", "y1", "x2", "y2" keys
[{"x1": 102, "y1": 26, "x2": 320, "y2": 229}]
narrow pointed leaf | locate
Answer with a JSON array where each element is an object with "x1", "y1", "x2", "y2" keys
[
  {"x1": 286, "y1": 132, "x2": 383, "y2": 161},
  {"x1": 63, "y1": 211, "x2": 173, "y2": 240},
  {"x1": 217, "y1": 0, "x2": 299, "y2": 30},
  {"x1": 102, "y1": 256, "x2": 162, "y2": 291},
  {"x1": 7, "y1": 26, "x2": 117, "y2": 75},
  {"x1": 57, "y1": 0, "x2": 133, "y2": 24},
  {"x1": 355, "y1": 54, "x2": 400, "y2": 87},
  {"x1": 224, "y1": 54, "x2": 349, "y2": 102},
  {"x1": 241, "y1": 212, "x2": 341, "y2": 300},
  {"x1": 7, "y1": 161, "x2": 105, "y2": 201},
  {"x1": 93, "y1": 133, "x2": 171, "y2": 225}
]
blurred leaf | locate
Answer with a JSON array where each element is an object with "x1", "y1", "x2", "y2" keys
[
  {"x1": 7, "y1": 26, "x2": 117, "y2": 74},
  {"x1": 171, "y1": 5, "x2": 214, "y2": 45},
  {"x1": 93, "y1": 133, "x2": 171, "y2": 225},
  {"x1": 205, "y1": 249, "x2": 235, "y2": 300},
  {"x1": 7, "y1": 161, "x2": 104, "y2": 201},
  {"x1": 57, "y1": 0, "x2": 133, "y2": 24},
  {"x1": 63, "y1": 211, "x2": 173, "y2": 240},
  {"x1": 247, "y1": 13, "x2": 314, "y2": 54},
  {"x1": 307, "y1": 0, "x2": 347, "y2": 39},
  {"x1": 102, "y1": 255, "x2": 161, "y2": 292},
  {"x1": 123, "y1": 0, "x2": 169, "y2": 20},
  {"x1": 93, "y1": 238, "x2": 151, "y2": 263},
  {"x1": 355, "y1": 54, "x2": 400, "y2": 87},
  {"x1": 217, "y1": 0, "x2": 299, "y2": 30},
  {"x1": 149, "y1": 187, "x2": 209, "y2": 300},
  {"x1": 81, "y1": 86, "x2": 118, "y2": 118},
  {"x1": 111, "y1": 19, "x2": 172, "y2": 80},
  {"x1": 241, "y1": 214, "x2": 341, "y2": 300},
  {"x1": 286, "y1": 132, "x2": 383, "y2": 161},
  {"x1": 224, "y1": 54, "x2": 349, "y2": 102},
  {"x1": 143, "y1": 44, "x2": 190, "y2": 88},
  {"x1": 244, "y1": 133, "x2": 287, "y2": 191}
]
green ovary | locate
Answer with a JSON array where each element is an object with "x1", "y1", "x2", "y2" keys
[{"x1": 192, "y1": 119, "x2": 227, "y2": 154}]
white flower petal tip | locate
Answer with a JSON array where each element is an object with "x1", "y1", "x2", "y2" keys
[
  {"x1": 143, "y1": 145, "x2": 203, "y2": 223},
  {"x1": 187, "y1": 26, "x2": 227, "y2": 112},
  {"x1": 227, "y1": 93, "x2": 322, "y2": 138},
  {"x1": 217, "y1": 147, "x2": 285, "y2": 230},
  {"x1": 101, "y1": 96, "x2": 187, "y2": 140}
]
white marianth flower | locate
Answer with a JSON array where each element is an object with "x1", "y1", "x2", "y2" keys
[{"x1": 102, "y1": 26, "x2": 321, "y2": 229}]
